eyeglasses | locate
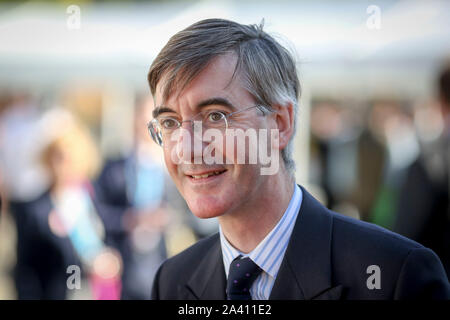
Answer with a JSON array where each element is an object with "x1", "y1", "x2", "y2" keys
[{"x1": 148, "y1": 105, "x2": 263, "y2": 146}]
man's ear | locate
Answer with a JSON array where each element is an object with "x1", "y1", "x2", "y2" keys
[{"x1": 273, "y1": 102, "x2": 294, "y2": 151}]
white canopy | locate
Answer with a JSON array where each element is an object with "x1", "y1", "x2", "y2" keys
[{"x1": 0, "y1": 0, "x2": 449, "y2": 96}]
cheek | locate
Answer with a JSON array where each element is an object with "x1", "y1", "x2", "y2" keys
[
  {"x1": 220, "y1": 130, "x2": 261, "y2": 166},
  {"x1": 220, "y1": 134, "x2": 236, "y2": 164},
  {"x1": 163, "y1": 146, "x2": 178, "y2": 178}
]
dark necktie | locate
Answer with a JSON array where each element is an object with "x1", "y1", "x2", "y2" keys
[{"x1": 226, "y1": 256, "x2": 263, "y2": 300}]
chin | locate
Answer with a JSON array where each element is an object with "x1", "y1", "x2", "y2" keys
[{"x1": 185, "y1": 193, "x2": 231, "y2": 219}]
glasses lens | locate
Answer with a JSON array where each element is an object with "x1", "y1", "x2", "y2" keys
[
  {"x1": 149, "y1": 110, "x2": 230, "y2": 146},
  {"x1": 148, "y1": 121, "x2": 163, "y2": 146}
]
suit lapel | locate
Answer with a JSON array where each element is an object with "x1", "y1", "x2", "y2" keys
[
  {"x1": 270, "y1": 186, "x2": 342, "y2": 300},
  {"x1": 185, "y1": 235, "x2": 227, "y2": 300},
  {"x1": 310, "y1": 285, "x2": 344, "y2": 300}
]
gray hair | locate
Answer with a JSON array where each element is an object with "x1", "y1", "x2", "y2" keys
[{"x1": 148, "y1": 18, "x2": 300, "y2": 173}]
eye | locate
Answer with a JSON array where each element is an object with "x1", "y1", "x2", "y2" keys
[
  {"x1": 160, "y1": 118, "x2": 179, "y2": 129},
  {"x1": 207, "y1": 111, "x2": 225, "y2": 122}
]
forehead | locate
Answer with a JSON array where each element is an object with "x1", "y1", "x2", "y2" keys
[{"x1": 154, "y1": 53, "x2": 252, "y2": 113}]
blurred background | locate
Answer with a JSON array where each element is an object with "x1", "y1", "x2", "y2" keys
[{"x1": 1, "y1": 0, "x2": 450, "y2": 299}]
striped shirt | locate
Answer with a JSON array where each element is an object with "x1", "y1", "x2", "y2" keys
[{"x1": 219, "y1": 184, "x2": 302, "y2": 300}]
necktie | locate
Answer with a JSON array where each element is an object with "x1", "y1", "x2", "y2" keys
[{"x1": 227, "y1": 256, "x2": 262, "y2": 300}]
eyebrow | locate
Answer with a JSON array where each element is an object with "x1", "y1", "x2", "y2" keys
[
  {"x1": 152, "y1": 97, "x2": 237, "y2": 118},
  {"x1": 196, "y1": 97, "x2": 237, "y2": 111},
  {"x1": 152, "y1": 106, "x2": 175, "y2": 118}
]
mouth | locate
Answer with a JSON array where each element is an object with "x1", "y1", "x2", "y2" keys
[{"x1": 186, "y1": 169, "x2": 228, "y2": 181}]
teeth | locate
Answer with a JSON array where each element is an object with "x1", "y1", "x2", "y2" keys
[
  {"x1": 192, "y1": 174, "x2": 210, "y2": 179},
  {"x1": 191, "y1": 171, "x2": 224, "y2": 179}
]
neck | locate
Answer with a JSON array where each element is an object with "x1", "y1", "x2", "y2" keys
[{"x1": 218, "y1": 168, "x2": 295, "y2": 253}]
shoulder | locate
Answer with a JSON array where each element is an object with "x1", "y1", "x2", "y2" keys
[
  {"x1": 329, "y1": 210, "x2": 423, "y2": 253},
  {"x1": 24, "y1": 190, "x2": 53, "y2": 219},
  {"x1": 12, "y1": 191, "x2": 52, "y2": 235},
  {"x1": 326, "y1": 210, "x2": 449, "y2": 298},
  {"x1": 97, "y1": 157, "x2": 127, "y2": 181},
  {"x1": 94, "y1": 157, "x2": 129, "y2": 199},
  {"x1": 327, "y1": 208, "x2": 426, "y2": 271},
  {"x1": 152, "y1": 232, "x2": 220, "y2": 298},
  {"x1": 161, "y1": 232, "x2": 220, "y2": 271},
  {"x1": 300, "y1": 186, "x2": 423, "y2": 256}
]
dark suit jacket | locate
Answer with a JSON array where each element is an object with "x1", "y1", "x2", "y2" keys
[
  {"x1": 12, "y1": 191, "x2": 81, "y2": 299},
  {"x1": 151, "y1": 186, "x2": 450, "y2": 300},
  {"x1": 395, "y1": 136, "x2": 450, "y2": 279}
]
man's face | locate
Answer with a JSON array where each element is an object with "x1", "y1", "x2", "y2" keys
[{"x1": 154, "y1": 53, "x2": 276, "y2": 219}]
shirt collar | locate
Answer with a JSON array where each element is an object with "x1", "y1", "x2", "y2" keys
[{"x1": 220, "y1": 184, "x2": 302, "y2": 279}]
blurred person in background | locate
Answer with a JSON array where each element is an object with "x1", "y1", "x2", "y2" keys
[
  {"x1": 0, "y1": 91, "x2": 50, "y2": 230},
  {"x1": 395, "y1": 64, "x2": 450, "y2": 278},
  {"x1": 0, "y1": 91, "x2": 52, "y2": 299},
  {"x1": 367, "y1": 100, "x2": 419, "y2": 229},
  {"x1": 0, "y1": 93, "x2": 6, "y2": 220},
  {"x1": 351, "y1": 102, "x2": 388, "y2": 223},
  {"x1": 95, "y1": 95, "x2": 171, "y2": 299},
  {"x1": 13, "y1": 109, "x2": 122, "y2": 299},
  {"x1": 309, "y1": 100, "x2": 360, "y2": 216},
  {"x1": 0, "y1": 171, "x2": 3, "y2": 215},
  {"x1": 352, "y1": 100, "x2": 419, "y2": 229}
]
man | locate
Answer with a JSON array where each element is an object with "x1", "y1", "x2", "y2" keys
[
  {"x1": 395, "y1": 65, "x2": 450, "y2": 279},
  {"x1": 147, "y1": 18, "x2": 450, "y2": 300}
]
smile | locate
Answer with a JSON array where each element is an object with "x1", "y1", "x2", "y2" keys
[{"x1": 187, "y1": 169, "x2": 227, "y2": 180}]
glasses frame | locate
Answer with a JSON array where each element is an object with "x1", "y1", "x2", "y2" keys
[{"x1": 148, "y1": 105, "x2": 265, "y2": 146}]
